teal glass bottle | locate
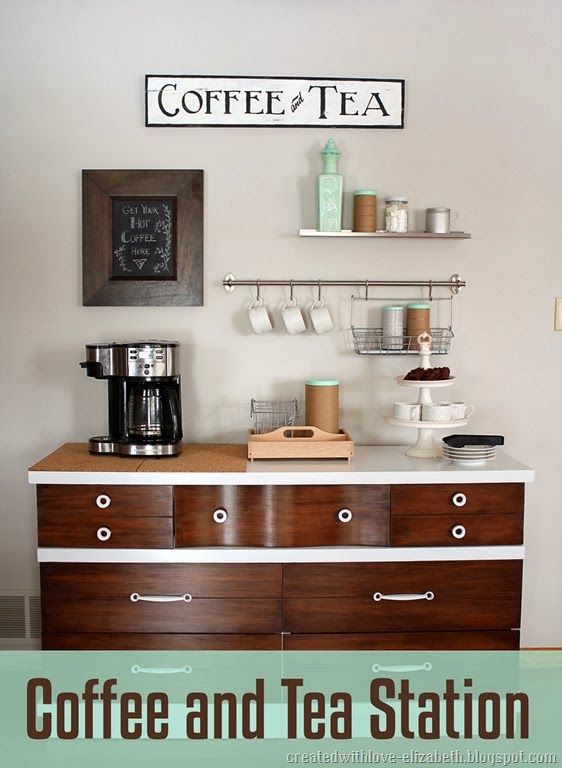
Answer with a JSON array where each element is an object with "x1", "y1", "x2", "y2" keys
[{"x1": 317, "y1": 138, "x2": 343, "y2": 232}]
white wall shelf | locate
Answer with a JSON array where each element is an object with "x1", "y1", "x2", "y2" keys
[{"x1": 299, "y1": 229, "x2": 471, "y2": 239}]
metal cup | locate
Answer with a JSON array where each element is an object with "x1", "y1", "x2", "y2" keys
[{"x1": 426, "y1": 207, "x2": 458, "y2": 234}]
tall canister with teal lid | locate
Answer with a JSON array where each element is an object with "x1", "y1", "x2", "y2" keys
[
  {"x1": 407, "y1": 303, "x2": 431, "y2": 350},
  {"x1": 318, "y1": 139, "x2": 343, "y2": 232},
  {"x1": 353, "y1": 189, "x2": 377, "y2": 232},
  {"x1": 305, "y1": 379, "x2": 339, "y2": 433}
]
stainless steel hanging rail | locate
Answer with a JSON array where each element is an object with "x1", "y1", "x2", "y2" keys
[{"x1": 223, "y1": 273, "x2": 465, "y2": 294}]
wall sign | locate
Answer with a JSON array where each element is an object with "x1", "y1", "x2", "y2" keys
[
  {"x1": 112, "y1": 199, "x2": 176, "y2": 278},
  {"x1": 82, "y1": 170, "x2": 203, "y2": 306},
  {"x1": 145, "y1": 75, "x2": 405, "y2": 128}
]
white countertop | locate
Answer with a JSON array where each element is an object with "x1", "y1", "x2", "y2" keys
[{"x1": 28, "y1": 446, "x2": 534, "y2": 485}]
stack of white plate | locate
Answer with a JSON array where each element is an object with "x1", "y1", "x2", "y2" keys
[{"x1": 441, "y1": 443, "x2": 497, "y2": 465}]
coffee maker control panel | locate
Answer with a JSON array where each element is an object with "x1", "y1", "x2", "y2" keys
[
  {"x1": 127, "y1": 346, "x2": 170, "y2": 377},
  {"x1": 83, "y1": 341, "x2": 179, "y2": 379}
]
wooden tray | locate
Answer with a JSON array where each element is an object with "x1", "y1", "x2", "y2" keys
[{"x1": 248, "y1": 427, "x2": 354, "y2": 461}]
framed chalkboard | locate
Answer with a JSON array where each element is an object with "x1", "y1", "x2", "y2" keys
[
  {"x1": 82, "y1": 170, "x2": 203, "y2": 306},
  {"x1": 112, "y1": 199, "x2": 176, "y2": 279}
]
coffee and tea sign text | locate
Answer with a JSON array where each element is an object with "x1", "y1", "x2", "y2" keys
[{"x1": 146, "y1": 76, "x2": 405, "y2": 128}]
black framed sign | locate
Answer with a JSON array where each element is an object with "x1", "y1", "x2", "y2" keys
[
  {"x1": 82, "y1": 170, "x2": 203, "y2": 306},
  {"x1": 145, "y1": 75, "x2": 405, "y2": 128}
]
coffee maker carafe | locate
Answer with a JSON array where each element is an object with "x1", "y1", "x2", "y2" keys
[{"x1": 80, "y1": 341, "x2": 182, "y2": 456}]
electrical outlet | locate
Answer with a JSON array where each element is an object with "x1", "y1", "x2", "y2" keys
[{"x1": 555, "y1": 298, "x2": 562, "y2": 331}]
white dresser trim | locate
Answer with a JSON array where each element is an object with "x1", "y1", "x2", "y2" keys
[
  {"x1": 38, "y1": 545, "x2": 525, "y2": 564},
  {"x1": 28, "y1": 447, "x2": 535, "y2": 485}
]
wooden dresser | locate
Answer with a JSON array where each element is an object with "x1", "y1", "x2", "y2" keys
[{"x1": 29, "y1": 444, "x2": 533, "y2": 651}]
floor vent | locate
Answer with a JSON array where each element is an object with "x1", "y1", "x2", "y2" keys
[{"x1": 0, "y1": 589, "x2": 41, "y2": 646}]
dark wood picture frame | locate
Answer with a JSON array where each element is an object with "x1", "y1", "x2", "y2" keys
[{"x1": 82, "y1": 170, "x2": 203, "y2": 306}]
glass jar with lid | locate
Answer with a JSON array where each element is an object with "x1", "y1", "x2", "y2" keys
[{"x1": 385, "y1": 196, "x2": 409, "y2": 233}]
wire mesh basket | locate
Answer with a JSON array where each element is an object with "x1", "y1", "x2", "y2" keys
[
  {"x1": 250, "y1": 399, "x2": 299, "y2": 434},
  {"x1": 351, "y1": 327, "x2": 454, "y2": 355}
]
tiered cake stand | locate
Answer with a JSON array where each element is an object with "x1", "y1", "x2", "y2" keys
[{"x1": 383, "y1": 335, "x2": 470, "y2": 458}]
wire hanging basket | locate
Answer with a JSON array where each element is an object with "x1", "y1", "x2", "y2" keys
[{"x1": 352, "y1": 327, "x2": 454, "y2": 355}]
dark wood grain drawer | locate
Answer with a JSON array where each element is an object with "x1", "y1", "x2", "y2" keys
[
  {"x1": 283, "y1": 631, "x2": 520, "y2": 650},
  {"x1": 283, "y1": 561, "x2": 522, "y2": 632},
  {"x1": 43, "y1": 595, "x2": 281, "y2": 634},
  {"x1": 176, "y1": 485, "x2": 389, "y2": 547},
  {"x1": 38, "y1": 512, "x2": 173, "y2": 548},
  {"x1": 391, "y1": 483, "x2": 523, "y2": 516},
  {"x1": 37, "y1": 484, "x2": 173, "y2": 517},
  {"x1": 41, "y1": 563, "x2": 282, "y2": 634},
  {"x1": 391, "y1": 513, "x2": 523, "y2": 546},
  {"x1": 42, "y1": 633, "x2": 282, "y2": 650}
]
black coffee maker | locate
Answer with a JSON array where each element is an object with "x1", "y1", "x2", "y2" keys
[{"x1": 80, "y1": 341, "x2": 182, "y2": 456}]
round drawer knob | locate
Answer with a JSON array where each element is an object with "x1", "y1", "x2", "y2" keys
[
  {"x1": 96, "y1": 526, "x2": 112, "y2": 542},
  {"x1": 338, "y1": 508, "x2": 353, "y2": 523},
  {"x1": 451, "y1": 492, "x2": 467, "y2": 507},
  {"x1": 96, "y1": 494, "x2": 111, "y2": 509},
  {"x1": 451, "y1": 524, "x2": 466, "y2": 539},
  {"x1": 213, "y1": 509, "x2": 228, "y2": 524}
]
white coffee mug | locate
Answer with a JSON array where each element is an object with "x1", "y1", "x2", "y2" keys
[
  {"x1": 248, "y1": 298, "x2": 272, "y2": 334},
  {"x1": 393, "y1": 402, "x2": 421, "y2": 421},
  {"x1": 281, "y1": 298, "x2": 306, "y2": 335},
  {"x1": 309, "y1": 298, "x2": 333, "y2": 335},
  {"x1": 421, "y1": 402, "x2": 453, "y2": 422},
  {"x1": 450, "y1": 402, "x2": 475, "y2": 420}
]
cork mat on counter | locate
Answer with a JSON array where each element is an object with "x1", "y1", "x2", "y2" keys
[
  {"x1": 29, "y1": 443, "x2": 145, "y2": 472},
  {"x1": 138, "y1": 444, "x2": 247, "y2": 473}
]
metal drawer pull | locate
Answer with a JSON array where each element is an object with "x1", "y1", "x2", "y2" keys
[
  {"x1": 338, "y1": 508, "x2": 353, "y2": 523},
  {"x1": 96, "y1": 526, "x2": 112, "y2": 542},
  {"x1": 96, "y1": 494, "x2": 111, "y2": 509},
  {"x1": 452, "y1": 492, "x2": 467, "y2": 507},
  {"x1": 373, "y1": 591, "x2": 434, "y2": 602},
  {"x1": 213, "y1": 508, "x2": 228, "y2": 524},
  {"x1": 130, "y1": 593, "x2": 192, "y2": 603},
  {"x1": 451, "y1": 524, "x2": 466, "y2": 539},
  {"x1": 131, "y1": 665, "x2": 192, "y2": 675},
  {"x1": 372, "y1": 663, "x2": 432, "y2": 673}
]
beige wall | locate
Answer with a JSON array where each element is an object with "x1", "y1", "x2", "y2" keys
[{"x1": 1, "y1": 0, "x2": 561, "y2": 644}]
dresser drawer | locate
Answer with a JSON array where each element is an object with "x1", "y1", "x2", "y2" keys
[
  {"x1": 176, "y1": 485, "x2": 389, "y2": 547},
  {"x1": 283, "y1": 631, "x2": 520, "y2": 650},
  {"x1": 391, "y1": 513, "x2": 523, "y2": 546},
  {"x1": 41, "y1": 563, "x2": 282, "y2": 634},
  {"x1": 38, "y1": 512, "x2": 173, "y2": 548},
  {"x1": 42, "y1": 633, "x2": 282, "y2": 650},
  {"x1": 37, "y1": 485, "x2": 173, "y2": 517},
  {"x1": 283, "y1": 561, "x2": 522, "y2": 632},
  {"x1": 391, "y1": 483, "x2": 523, "y2": 516}
]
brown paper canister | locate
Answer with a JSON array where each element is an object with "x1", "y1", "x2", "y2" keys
[
  {"x1": 305, "y1": 379, "x2": 340, "y2": 434},
  {"x1": 353, "y1": 190, "x2": 377, "y2": 233},
  {"x1": 407, "y1": 303, "x2": 431, "y2": 350}
]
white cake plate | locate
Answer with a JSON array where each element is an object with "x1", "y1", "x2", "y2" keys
[
  {"x1": 396, "y1": 376, "x2": 455, "y2": 406},
  {"x1": 383, "y1": 416, "x2": 469, "y2": 458}
]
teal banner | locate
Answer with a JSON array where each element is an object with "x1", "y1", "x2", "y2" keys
[{"x1": 1, "y1": 652, "x2": 560, "y2": 766}]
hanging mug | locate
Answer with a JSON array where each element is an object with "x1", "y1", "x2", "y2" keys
[
  {"x1": 309, "y1": 282, "x2": 333, "y2": 335},
  {"x1": 248, "y1": 297, "x2": 272, "y2": 334},
  {"x1": 309, "y1": 298, "x2": 333, "y2": 334},
  {"x1": 281, "y1": 298, "x2": 306, "y2": 335}
]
